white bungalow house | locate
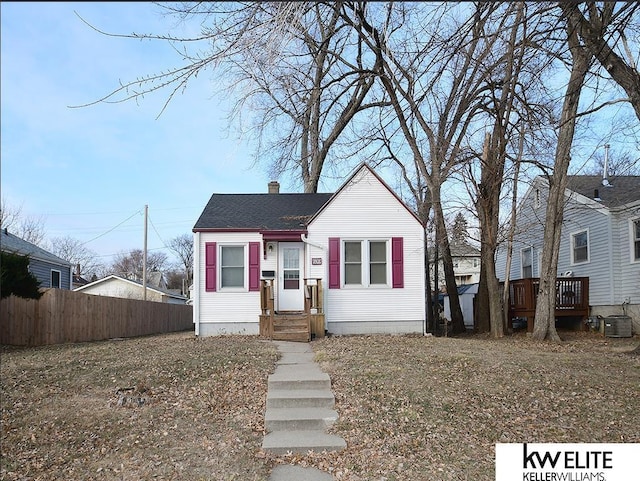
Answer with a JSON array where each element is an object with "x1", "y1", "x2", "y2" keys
[
  {"x1": 192, "y1": 163, "x2": 426, "y2": 339},
  {"x1": 495, "y1": 174, "x2": 640, "y2": 333}
]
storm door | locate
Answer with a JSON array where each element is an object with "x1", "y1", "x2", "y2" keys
[{"x1": 277, "y1": 242, "x2": 304, "y2": 311}]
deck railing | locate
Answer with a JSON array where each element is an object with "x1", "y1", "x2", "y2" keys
[
  {"x1": 259, "y1": 278, "x2": 325, "y2": 340},
  {"x1": 304, "y1": 278, "x2": 323, "y2": 315},
  {"x1": 260, "y1": 279, "x2": 275, "y2": 339},
  {"x1": 508, "y1": 277, "x2": 589, "y2": 330}
]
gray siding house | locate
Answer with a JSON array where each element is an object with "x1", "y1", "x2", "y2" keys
[
  {"x1": 1, "y1": 228, "x2": 73, "y2": 290},
  {"x1": 496, "y1": 175, "x2": 640, "y2": 332}
]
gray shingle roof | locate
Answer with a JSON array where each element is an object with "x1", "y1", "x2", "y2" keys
[
  {"x1": 449, "y1": 241, "x2": 481, "y2": 257},
  {"x1": 1, "y1": 229, "x2": 71, "y2": 266},
  {"x1": 193, "y1": 193, "x2": 334, "y2": 231},
  {"x1": 567, "y1": 175, "x2": 640, "y2": 208}
]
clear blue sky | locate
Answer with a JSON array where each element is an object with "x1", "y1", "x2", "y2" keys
[{"x1": 1, "y1": 2, "x2": 283, "y2": 266}]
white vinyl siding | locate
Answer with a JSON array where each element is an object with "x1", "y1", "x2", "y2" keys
[
  {"x1": 307, "y1": 166, "x2": 425, "y2": 334},
  {"x1": 195, "y1": 232, "x2": 262, "y2": 330}
]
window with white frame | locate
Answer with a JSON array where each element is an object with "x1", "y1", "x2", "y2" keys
[
  {"x1": 51, "y1": 270, "x2": 61, "y2": 288},
  {"x1": 521, "y1": 247, "x2": 533, "y2": 278},
  {"x1": 369, "y1": 241, "x2": 387, "y2": 284},
  {"x1": 344, "y1": 241, "x2": 362, "y2": 285},
  {"x1": 343, "y1": 240, "x2": 388, "y2": 286},
  {"x1": 571, "y1": 230, "x2": 589, "y2": 264},
  {"x1": 632, "y1": 219, "x2": 640, "y2": 262},
  {"x1": 220, "y1": 245, "x2": 244, "y2": 288}
]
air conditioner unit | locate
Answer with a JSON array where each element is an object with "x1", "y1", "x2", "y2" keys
[{"x1": 604, "y1": 315, "x2": 633, "y2": 338}]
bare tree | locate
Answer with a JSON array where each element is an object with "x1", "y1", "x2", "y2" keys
[
  {"x1": 0, "y1": 198, "x2": 47, "y2": 246},
  {"x1": 47, "y1": 236, "x2": 104, "y2": 279},
  {"x1": 109, "y1": 249, "x2": 168, "y2": 281},
  {"x1": 74, "y1": 2, "x2": 380, "y2": 192},
  {"x1": 346, "y1": 2, "x2": 535, "y2": 334},
  {"x1": 167, "y1": 233, "x2": 193, "y2": 287}
]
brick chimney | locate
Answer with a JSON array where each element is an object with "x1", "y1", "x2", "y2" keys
[{"x1": 268, "y1": 181, "x2": 280, "y2": 194}]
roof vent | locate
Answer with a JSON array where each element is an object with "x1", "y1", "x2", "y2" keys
[
  {"x1": 594, "y1": 189, "x2": 601, "y2": 201},
  {"x1": 268, "y1": 181, "x2": 280, "y2": 194}
]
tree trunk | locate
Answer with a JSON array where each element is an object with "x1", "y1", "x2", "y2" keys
[
  {"x1": 502, "y1": 135, "x2": 523, "y2": 333},
  {"x1": 532, "y1": 19, "x2": 590, "y2": 341},
  {"x1": 432, "y1": 196, "x2": 465, "y2": 334},
  {"x1": 475, "y1": 268, "x2": 490, "y2": 333}
]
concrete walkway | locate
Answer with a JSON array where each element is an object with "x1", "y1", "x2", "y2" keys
[{"x1": 264, "y1": 341, "x2": 345, "y2": 481}]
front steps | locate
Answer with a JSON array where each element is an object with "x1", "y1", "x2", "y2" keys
[
  {"x1": 262, "y1": 341, "x2": 346, "y2": 456},
  {"x1": 272, "y1": 313, "x2": 310, "y2": 342}
]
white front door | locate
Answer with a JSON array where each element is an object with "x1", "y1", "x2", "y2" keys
[{"x1": 278, "y1": 242, "x2": 304, "y2": 311}]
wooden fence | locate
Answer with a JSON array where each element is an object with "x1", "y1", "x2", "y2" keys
[{"x1": 0, "y1": 288, "x2": 193, "y2": 346}]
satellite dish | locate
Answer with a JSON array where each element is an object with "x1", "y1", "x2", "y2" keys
[{"x1": 602, "y1": 178, "x2": 611, "y2": 187}]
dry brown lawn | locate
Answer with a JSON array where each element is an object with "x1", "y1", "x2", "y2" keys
[{"x1": 2, "y1": 331, "x2": 639, "y2": 481}]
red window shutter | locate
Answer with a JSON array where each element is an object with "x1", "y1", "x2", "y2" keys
[
  {"x1": 328, "y1": 237, "x2": 340, "y2": 289},
  {"x1": 248, "y1": 242, "x2": 260, "y2": 291},
  {"x1": 392, "y1": 237, "x2": 404, "y2": 288},
  {"x1": 205, "y1": 242, "x2": 217, "y2": 292}
]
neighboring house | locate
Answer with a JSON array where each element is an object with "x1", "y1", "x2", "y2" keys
[
  {"x1": 72, "y1": 264, "x2": 91, "y2": 290},
  {"x1": 495, "y1": 174, "x2": 640, "y2": 333},
  {"x1": 443, "y1": 283, "x2": 478, "y2": 330},
  {"x1": 192, "y1": 163, "x2": 426, "y2": 337},
  {"x1": 75, "y1": 274, "x2": 188, "y2": 304},
  {"x1": 1, "y1": 228, "x2": 73, "y2": 290},
  {"x1": 431, "y1": 240, "x2": 481, "y2": 289}
]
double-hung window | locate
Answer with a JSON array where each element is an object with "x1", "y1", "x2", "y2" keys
[
  {"x1": 328, "y1": 237, "x2": 403, "y2": 289},
  {"x1": 632, "y1": 219, "x2": 640, "y2": 262},
  {"x1": 344, "y1": 241, "x2": 362, "y2": 285},
  {"x1": 521, "y1": 247, "x2": 533, "y2": 278},
  {"x1": 220, "y1": 246, "x2": 244, "y2": 288},
  {"x1": 343, "y1": 240, "x2": 388, "y2": 286},
  {"x1": 571, "y1": 230, "x2": 589, "y2": 264},
  {"x1": 369, "y1": 241, "x2": 387, "y2": 285},
  {"x1": 205, "y1": 242, "x2": 260, "y2": 292}
]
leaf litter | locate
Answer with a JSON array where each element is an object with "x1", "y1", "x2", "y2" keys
[{"x1": 2, "y1": 330, "x2": 638, "y2": 480}]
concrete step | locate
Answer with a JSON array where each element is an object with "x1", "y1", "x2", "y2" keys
[
  {"x1": 262, "y1": 430, "x2": 347, "y2": 455},
  {"x1": 276, "y1": 352, "x2": 316, "y2": 365},
  {"x1": 265, "y1": 407, "x2": 338, "y2": 431},
  {"x1": 267, "y1": 389, "x2": 335, "y2": 409},
  {"x1": 273, "y1": 341, "x2": 313, "y2": 353},
  {"x1": 268, "y1": 365, "x2": 330, "y2": 391}
]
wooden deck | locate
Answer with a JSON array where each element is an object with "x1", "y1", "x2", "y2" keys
[
  {"x1": 508, "y1": 277, "x2": 590, "y2": 332},
  {"x1": 259, "y1": 279, "x2": 325, "y2": 342}
]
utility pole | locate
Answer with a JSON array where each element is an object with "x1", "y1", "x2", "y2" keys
[{"x1": 143, "y1": 204, "x2": 148, "y2": 301}]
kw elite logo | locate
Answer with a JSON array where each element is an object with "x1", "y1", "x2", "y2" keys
[
  {"x1": 495, "y1": 443, "x2": 638, "y2": 481},
  {"x1": 522, "y1": 444, "x2": 612, "y2": 481}
]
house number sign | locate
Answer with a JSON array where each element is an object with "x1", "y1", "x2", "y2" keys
[{"x1": 311, "y1": 257, "x2": 322, "y2": 265}]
